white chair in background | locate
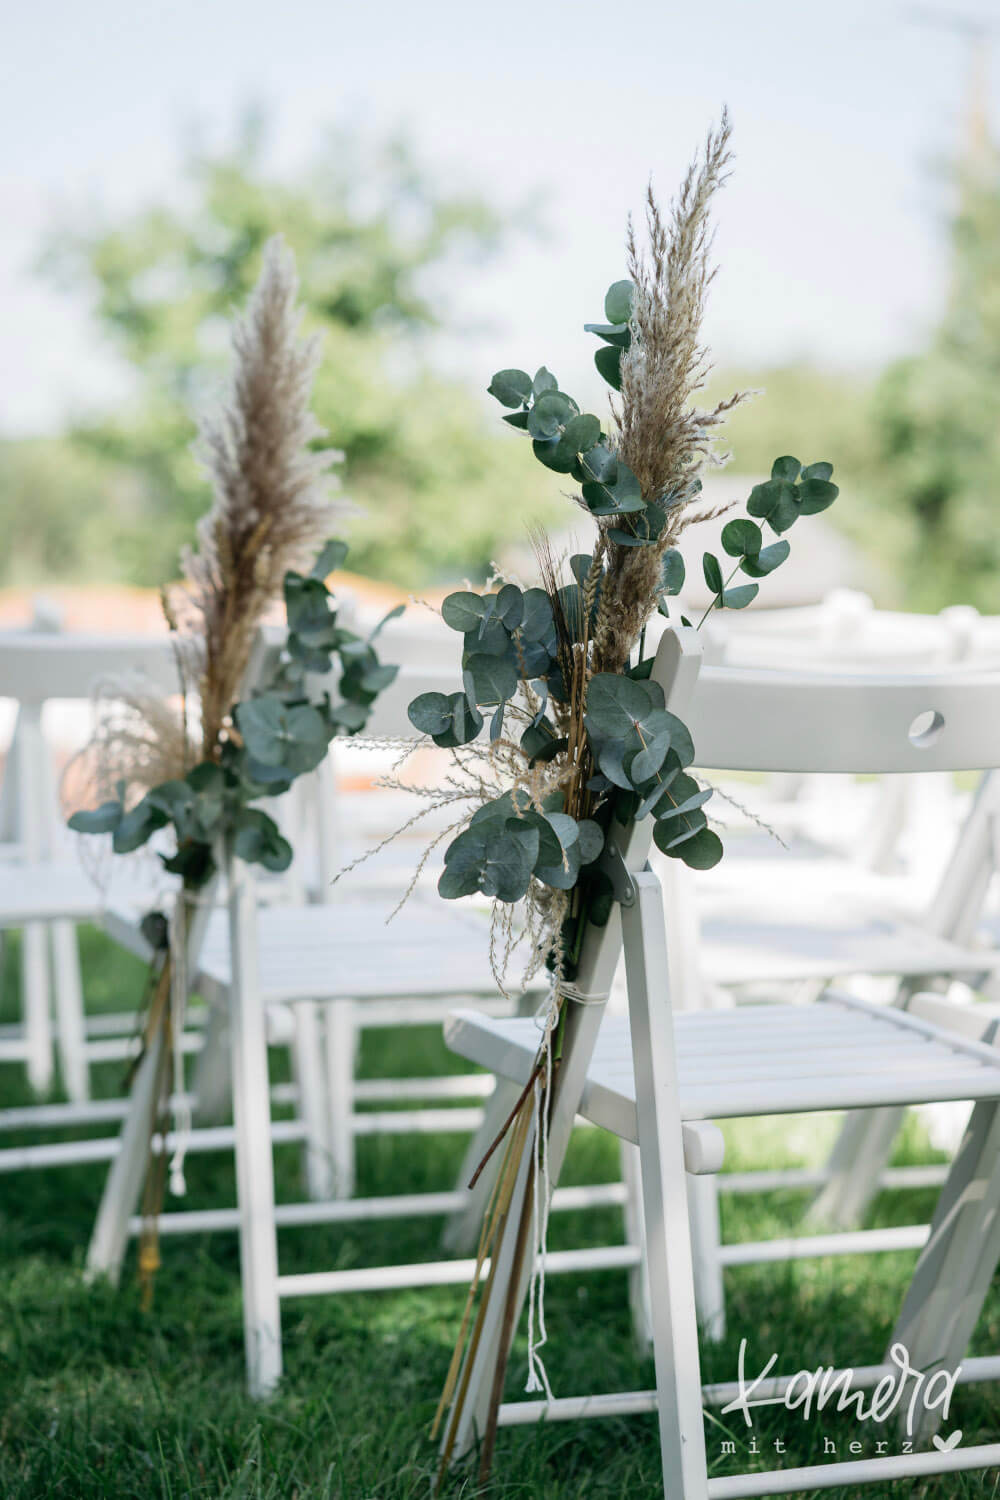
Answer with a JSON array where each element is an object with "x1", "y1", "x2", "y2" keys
[
  {"x1": 439, "y1": 626, "x2": 1000, "y2": 1496},
  {"x1": 0, "y1": 624, "x2": 179, "y2": 1100}
]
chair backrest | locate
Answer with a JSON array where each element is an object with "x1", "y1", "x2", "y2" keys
[
  {"x1": 0, "y1": 632, "x2": 180, "y2": 705},
  {"x1": 685, "y1": 655, "x2": 1000, "y2": 775}
]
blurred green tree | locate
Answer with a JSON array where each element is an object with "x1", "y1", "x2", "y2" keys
[
  {"x1": 873, "y1": 134, "x2": 1000, "y2": 609},
  {"x1": 36, "y1": 116, "x2": 555, "y2": 588}
]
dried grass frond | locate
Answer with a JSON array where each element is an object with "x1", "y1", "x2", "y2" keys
[
  {"x1": 595, "y1": 109, "x2": 753, "y2": 672},
  {"x1": 173, "y1": 234, "x2": 350, "y2": 756}
]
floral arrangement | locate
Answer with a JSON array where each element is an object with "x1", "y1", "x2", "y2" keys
[
  {"x1": 398, "y1": 111, "x2": 841, "y2": 1477},
  {"x1": 67, "y1": 237, "x2": 398, "y2": 1296}
]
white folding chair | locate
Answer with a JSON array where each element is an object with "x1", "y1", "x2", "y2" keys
[
  {"x1": 439, "y1": 626, "x2": 1000, "y2": 1495},
  {"x1": 0, "y1": 626, "x2": 179, "y2": 1100}
]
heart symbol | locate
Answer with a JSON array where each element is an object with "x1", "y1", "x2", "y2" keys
[{"x1": 933, "y1": 1430, "x2": 963, "y2": 1453}]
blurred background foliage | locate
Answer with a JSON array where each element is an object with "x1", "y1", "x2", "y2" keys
[{"x1": 0, "y1": 115, "x2": 997, "y2": 606}]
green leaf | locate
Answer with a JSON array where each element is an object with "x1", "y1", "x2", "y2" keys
[
  {"x1": 494, "y1": 583, "x2": 524, "y2": 630},
  {"x1": 68, "y1": 800, "x2": 122, "y2": 835},
  {"x1": 112, "y1": 797, "x2": 168, "y2": 855},
  {"x1": 160, "y1": 842, "x2": 216, "y2": 888},
  {"x1": 328, "y1": 701, "x2": 369, "y2": 732},
  {"x1": 740, "y1": 540, "x2": 790, "y2": 578},
  {"x1": 439, "y1": 820, "x2": 540, "y2": 903},
  {"x1": 703, "y1": 553, "x2": 723, "y2": 594},
  {"x1": 409, "y1": 692, "x2": 455, "y2": 737},
  {"x1": 721, "y1": 583, "x2": 759, "y2": 609},
  {"x1": 531, "y1": 436, "x2": 575, "y2": 473},
  {"x1": 465, "y1": 652, "x2": 519, "y2": 707},
  {"x1": 488, "y1": 368, "x2": 533, "y2": 408},
  {"x1": 578, "y1": 444, "x2": 617, "y2": 485},
  {"x1": 235, "y1": 697, "x2": 328, "y2": 773},
  {"x1": 801, "y1": 460, "x2": 834, "y2": 482},
  {"x1": 232, "y1": 809, "x2": 294, "y2": 873},
  {"x1": 604, "y1": 279, "x2": 634, "y2": 324},
  {"x1": 630, "y1": 733, "x2": 672, "y2": 785},
  {"x1": 771, "y1": 455, "x2": 801, "y2": 483},
  {"x1": 284, "y1": 573, "x2": 336, "y2": 647},
  {"x1": 594, "y1": 344, "x2": 622, "y2": 391},
  {"x1": 502, "y1": 410, "x2": 529, "y2": 429},
  {"x1": 721, "y1": 519, "x2": 762, "y2": 558},
  {"x1": 519, "y1": 588, "x2": 557, "y2": 648},
  {"x1": 527, "y1": 389, "x2": 578, "y2": 440},
  {"x1": 532, "y1": 366, "x2": 558, "y2": 396},
  {"x1": 677, "y1": 827, "x2": 724, "y2": 870},
  {"x1": 660, "y1": 549, "x2": 685, "y2": 596},
  {"x1": 310, "y1": 538, "x2": 348, "y2": 579},
  {"x1": 576, "y1": 820, "x2": 604, "y2": 865},
  {"x1": 556, "y1": 412, "x2": 601, "y2": 462},
  {"x1": 585, "y1": 869, "x2": 615, "y2": 927},
  {"x1": 582, "y1": 459, "x2": 643, "y2": 517},
  {"x1": 359, "y1": 662, "x2": 398, "y2": 694},
  {"x1": 746, "y1": 479, "x2": 800, "y2": 534},
  {"x1": 441, "y1": 591, "x2": 485, "y2": 633},
  {"x1": 797, "y1": 478, "x2": 839, "y2": 515},
  {"x1": 584, "y1": 674, "x2": 658, "y2": 738},
  {"x1": 582, "y1": 321, "x2": 630, "y2": 348}
]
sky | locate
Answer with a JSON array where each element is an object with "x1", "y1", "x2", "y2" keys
[{"x1": 1, "y1": 0, "x2": 997, "y2": 436}]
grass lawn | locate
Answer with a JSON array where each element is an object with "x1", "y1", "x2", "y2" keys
[{"x1": 2, "y1": 926, "x2": 1000, "y2": 1497}]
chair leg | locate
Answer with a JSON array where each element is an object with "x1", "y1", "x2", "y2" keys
[
  {"x1": 292, "y1": 1000, "x2": 334, "y2": 1199},
  {"x1": 809, "y1": 1104, "x2": 906, "y2": 1227},
  {"x1": 625, "y1": 873, "x2": 710, "y2": 1499},
  {"x1": 50, "y1": 920, "x2": 89, "y2": 1103},
  {"x1": 87, "y1": 1033, "x2": 164, "y2": 1284},
  {"x1": 620, "y1": 1141, "x2": 653, "y2": 1354},
  {"x1": 22, "y1": 922, "x2": 53, "y2": 1095},
  {"x1": 321, "y1": 998, "x2": 356, "y2": 1200},
  {"x1": 688, "y1": 1173, "x2": 725, "y2": 1344},
  {"x1": 191, "y1": 999, "x2": 232, "y2": 1123},
  {"x1": 228, "y1": 853, "x2": 282, "y2": 1399},
  {"x1": 888, "y1": 1098, "x2": 1000, "y2": 1442}
]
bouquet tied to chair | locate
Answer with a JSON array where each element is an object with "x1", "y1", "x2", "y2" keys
[
  {"x1": 358, "y1": 110, "x2": 841, "y2": 1476},
  {"x1": 66, "y1": 238, "x2": 400, "y2": 1300}
]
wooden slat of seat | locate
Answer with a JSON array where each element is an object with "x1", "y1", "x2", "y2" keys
[{"x1": 444, "y1": 995, "x2": 1000, "y2": 1148}]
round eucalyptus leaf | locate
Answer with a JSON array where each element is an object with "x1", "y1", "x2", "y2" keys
[
  {"x1": 488, "y1": 368, "x2": 533, "y2": 408},
  {"x1": 532, "y1": 367, "x2": 558, "y2": 396},
  {"x1": 583, "y1": 321, "x2": 630, "y2": 348},
  {"x1": 309, "y1": 538, "x2": 349, "y2": 580},
  {"x1": 495, "y1": 583, "x2": 524, "y2": 630},
  {"x1": 594, "y1": 344, "x2": 622, "y2": 391},
  {"x1": 721, "y1": 583, "x2": 759, "y2": 610},
  {"x1": 771, "y1": 455, "x2": 801, "y2": 483},
  {"x1": 746, "y1": 479, "x2": 799, "y2": 534},
  {"x1": 557, "y1": 413, "x2": 601, "y2": 461},
  {"x1": 527, "y1": 389, "x2": 578, "y2": 440},
  {"x1": 68, "y1": 800, "x2": 122, "y2": 835},
  {"x1": 578, "y1": 444, "x2": 617, "y2": 485},
  {"x1": 801, "y1": 460, "x2": 834, "y2": 482},
  {"x1": 465, "y1": 652, "x2": 519, "y2": 706},
  {"x1": 676, "y1": 827, "x2": 724, "y2": 870},
  {"x1": 441, "y1": 591, "x2": 485, "y2": 633},
  {"x1": 576, "y1": 820, "x2": 604, "y2": 865},
  {"x1": 660, "y1": 549, "x2": 686, "y2": 596},
  {"x1": 604, "y1": 279, "x2": 634, "y2": 324},
  {"x1": 408, "y1": 692, "x2": 453, "y2": 737},
  {"x1": 721, "y1": 518, "x2": 763, "y2": 558},
  {"x1": 740, "y1": 540, "x2": 790, "y2": 578},
  {"x1": 532, "y1": 436, "x2": 575, "y2": 473},
  {"x1": 797, "y1": 478, "x2": 839, "y2": 515}
]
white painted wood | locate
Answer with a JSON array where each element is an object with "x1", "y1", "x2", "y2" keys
[
  {"x1": 278, "y1": 1242, "x2": 642, "y2": 1298},
  {"x1": 135, "y1": 1182, "x2": 628, "y2": 1238},
  {"x1": 226, "y1": 846, "x2": 282, "y2": 1399},
  {"x1": 290, "y1": 1000, "x2": 332, "y2": 1199},
  {"x1": 623, "y1": 871, "x2": 710, "y2": 1498},
  {"x1": 321, "y1": 998, "x2": 355, "y2": 1199},
  {"x1": 50, "y1": 920, "x2": 88, "y2": 1102},
  {"x1": 86, "y1": 1033, "x2": 164, "y2": 1284}
]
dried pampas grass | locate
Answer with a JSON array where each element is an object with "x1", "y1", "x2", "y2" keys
[
  {"x1": 596, "y1": 108, "x2": 751, "y2": 671},
  {"x1": 174, "y1": 234, "x2": 350, "y2": 757}
]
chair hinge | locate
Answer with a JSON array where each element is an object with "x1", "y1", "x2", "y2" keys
[{"x1": 598, "y1": 844, "x2": 641, "y2": 908}]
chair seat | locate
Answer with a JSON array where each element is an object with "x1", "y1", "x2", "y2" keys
[
  {"x1": 444, "y1": 995, "x2": 1000, "y2": 1147},
  {"x1": 0, "y1": 861, "x2": 166, "y2": 926},
  {"x1": 105, "y1": 894, "x2": 542, "y2": 1003},
  {"x1": 693, "y1": 861, "x2": 994, "y2": 986}
]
